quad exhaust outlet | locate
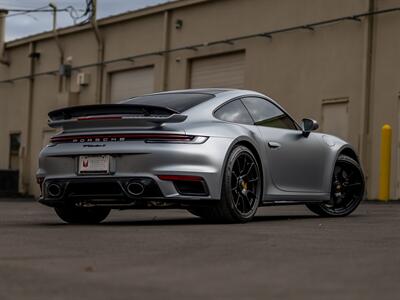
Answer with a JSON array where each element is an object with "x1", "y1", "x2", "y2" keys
[
  {"x1": 47, "y1": 183, "x2": 62, "y2": 198},
  {"x1": 126, "y1": 182, "x2": 145, "y2": 196}
]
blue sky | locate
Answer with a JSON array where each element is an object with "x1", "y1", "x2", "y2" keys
[{"x1": 2, "y1": 0, "x2": 172, "y2": 41}]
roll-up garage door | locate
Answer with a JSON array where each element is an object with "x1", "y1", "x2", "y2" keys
[
  {"x1": 110, "y1": 67, "x2": 154, "y2": 103},
  {"x1": 190, "y1": 52, "x2": 245, "y2": 89}
]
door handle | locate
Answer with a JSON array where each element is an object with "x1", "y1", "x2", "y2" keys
[{"x1": 268, "y1": 141, "x2": 281, "y2": 149}]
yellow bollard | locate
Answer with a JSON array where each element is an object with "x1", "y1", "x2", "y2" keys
[{"x1": 378, "y1": 124, "x2": 392, "y2": 201}]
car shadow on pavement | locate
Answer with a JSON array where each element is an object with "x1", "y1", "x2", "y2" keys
[
  {"x1": 4, "y1": 212, "x2": 366, "y2": 227},
  {"x1": 34, "y1": 214, "x2": 323, "y2": 227}
]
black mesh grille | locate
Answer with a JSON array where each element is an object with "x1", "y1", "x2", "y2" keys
[{"x1": 174, "y1": 181, "x2": 208, "y2": 196}]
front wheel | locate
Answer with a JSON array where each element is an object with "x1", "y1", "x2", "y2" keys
[
  {"x1": 54, "y1": 205, "x2": 110, "y2": 224},
  {"x1": 306, "y1": 155, "x2": 365, "y2": 217}
]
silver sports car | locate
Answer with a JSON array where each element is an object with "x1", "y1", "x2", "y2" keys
[{"x1": 37, "y1": 89, "x2": 365, "y2": 224}]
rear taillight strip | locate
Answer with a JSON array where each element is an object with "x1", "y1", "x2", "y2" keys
[{"x1": 50, "y1": 134, "x2": 207, "y2": 144}]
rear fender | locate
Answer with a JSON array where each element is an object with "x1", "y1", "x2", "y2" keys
[{"x1": 219, "y1": 136, "x2": 267, "y2": 200}]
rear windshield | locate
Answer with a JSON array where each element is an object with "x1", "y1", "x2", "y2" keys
[{"x1": 121, "y1": 93, "x2": 214, "y2": 113}]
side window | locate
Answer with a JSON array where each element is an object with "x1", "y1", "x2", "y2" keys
[
  {"x1": 214, "y1": 100, "x2": 253, "y2": 125},
  {"x1": 242, "y1": 97, "x2": 298, "y2": 130}
]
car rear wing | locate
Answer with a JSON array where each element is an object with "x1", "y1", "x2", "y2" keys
[{"x1": 48, "y1": 104, "x2": 187, "y2": 130}]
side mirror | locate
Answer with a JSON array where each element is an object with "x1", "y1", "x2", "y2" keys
[{"x1": 301, "y1": 118, "x2": 319, "y2": 137}]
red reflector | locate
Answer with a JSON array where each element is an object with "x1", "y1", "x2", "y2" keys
[{"x1": 158, "y1": 175, "x2": 203, "y2": 182}]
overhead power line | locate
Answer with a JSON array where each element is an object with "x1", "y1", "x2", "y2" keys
[
  {"x1": 1, "y1": 5, "x2": 53, "y2": 18},
  {"x1": 0, "y1": 6, "x2": 399, "y2": 84},
  {"x1": 67, "y1": 0, "x2": 93, "y2": 24},
  {"x1": 6, "y1": 8, "x2": 69, "y2": 12},
  {"x1": 1, "y1": 2, "x2": 91, "y2": 22}
]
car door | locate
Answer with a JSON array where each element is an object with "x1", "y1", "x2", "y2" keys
[{"x1": 241, "y1": 97, "x2": 329, "y2": 193}]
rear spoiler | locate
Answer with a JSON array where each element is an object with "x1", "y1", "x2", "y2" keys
[{"x1": 48, "y1": 104, "x2": 187, "y2": 129}]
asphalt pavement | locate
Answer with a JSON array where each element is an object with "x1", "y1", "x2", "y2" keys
[{"x1": 0, "y1": 199, "x2": 399, "y2": 300}]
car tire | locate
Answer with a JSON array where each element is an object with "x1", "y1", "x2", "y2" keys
[
  {"x1": 306, "y1": 155, "x2": 364, "y2": 217},
  {"x1": 203, "y1": 145, "x2": 262, "y2": 223},
  {"x1": 54, "y1": 205, "x2": 110, "y2": 224}
]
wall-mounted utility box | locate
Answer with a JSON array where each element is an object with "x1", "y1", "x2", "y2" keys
[
  {"x1": 77, "y1": 72, "x2": 90, "y2": 86},
  {"x1": 59, "y1": 64, "x2": 72, "y2": 77}
]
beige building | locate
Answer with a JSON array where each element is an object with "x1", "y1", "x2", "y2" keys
[{"x1": 0, "y1": 0, "x2": 399, "y2": 199}]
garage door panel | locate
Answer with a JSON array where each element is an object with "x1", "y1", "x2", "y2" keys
[
  {"x1": 190, "y1": 53, "x2": 245, "y2": 89},
  {"x1": 110, "y1": 67, "x2": 154, "y2": 103}
]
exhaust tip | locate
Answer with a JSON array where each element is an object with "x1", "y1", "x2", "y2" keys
[
  {"x1": 47, "y1": 183, "x2": 62, "y2": 198},
  {"x1": 126, "y1": 182, "x2": 145, "y2": 196}
]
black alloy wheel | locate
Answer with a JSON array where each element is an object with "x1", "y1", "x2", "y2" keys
[
  {"x1": 230, "y1": 149, "x2": 260, "y2": 217},
  {"x1": 307, "y1": 155, "x2": 364, "y2": 217},
  {"x1": 214, "y1": 145, "x2": 262, "y2": 223},
  {"x1": 187, "y1": 146, "x2": 262, "y2": 223}
]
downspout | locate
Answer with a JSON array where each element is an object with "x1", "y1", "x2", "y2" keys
[
  {"x1": 90, "y1": 0, "x2": 105, "y2": 103},
  {"x1": 161, "y1": 10, "x2": 171, "y2": 91},
  {"x1": 49, "y1": 3, "x2": 64, "y2": 92},
  {"x1": 0, "y1": 9, "x2": 9, "y2": 65},
  {"x1": 22, "y1": 42, "x2": 37, "y2": 194},
  {"x1": 360, "y1": 0, "x2": 375, "y2": 195}
]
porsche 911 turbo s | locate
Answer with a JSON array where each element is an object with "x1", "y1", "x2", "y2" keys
[{"x1": 37, "y1": 89, "x2": 365, "y2": 224}]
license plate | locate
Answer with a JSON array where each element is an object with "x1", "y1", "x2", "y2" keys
[{"x1": 78, "y1": 155, "x2": 110, "y2": 174}]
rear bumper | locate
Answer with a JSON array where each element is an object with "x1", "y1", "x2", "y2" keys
[
  {"x1": 39, "y1": 176, "x2": 217, "y2": 208},
  {"x1": 37, "y1": 137, "x2": 233, "y2": 205}
]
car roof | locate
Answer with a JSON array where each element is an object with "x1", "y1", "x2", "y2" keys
[
  {"x1": 120, "y1": 89, "x2": 264, "y2": 113},
  {"x1": 149, "y1": 88, "x2": 235, "y2": 96}
]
